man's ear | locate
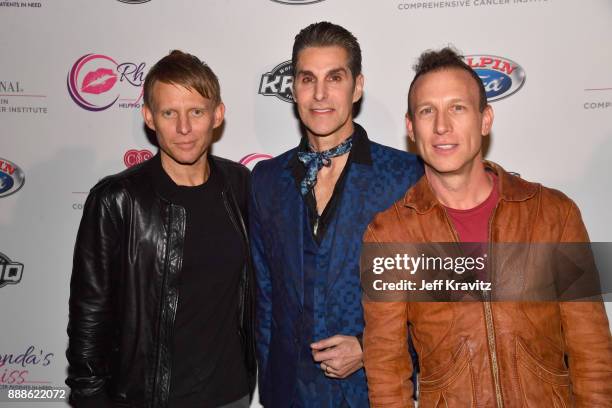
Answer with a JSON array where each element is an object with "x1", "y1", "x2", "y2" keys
[
  {"x1": 213, "y1": 102, "x2": 225, "y2": 129},
  {"x1": 142, "y1": 104, "x2": 156, "y2": 131},
  {"x1": 406, "y1": 113, "x2": 415, "y2": 143},
  {"x1": 352, "y1": 73, "x2": 364, "y2": 103},
  {"x1": 481, "y1": 104, "x2": 494, "y2": 136}
]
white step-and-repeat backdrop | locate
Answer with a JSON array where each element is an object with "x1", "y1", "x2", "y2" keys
[{"x1": 1, "y1": 0, "x2": 610, "y2": 406}]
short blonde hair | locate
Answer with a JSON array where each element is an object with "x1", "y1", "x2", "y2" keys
[{"x1": 143, "y1": 50, "x2": 221, "y2": 108}]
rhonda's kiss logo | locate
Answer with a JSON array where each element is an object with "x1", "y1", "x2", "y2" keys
[{"x1": 67, "y1": 54, "x2": 146, "y2": 111}]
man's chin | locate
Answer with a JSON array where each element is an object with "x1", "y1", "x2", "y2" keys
[
  {"x1": 162, "y1": 151, "x2": 207, "y2": 167},
  {"x1": 303, "y1": 123, "x2": 350, "y2": 140}
]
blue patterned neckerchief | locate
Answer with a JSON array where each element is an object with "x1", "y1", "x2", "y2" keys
[{"x1": 297, "y1": 136, "x2": 353, "y2": 196}]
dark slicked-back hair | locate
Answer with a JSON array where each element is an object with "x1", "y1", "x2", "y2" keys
[
  {"x1": 292, "y1": 21, "x2": 362, "y2": 80},
  {"x1": 143, "y1": 50, "x2": 221, "y2": 109},
  {"x1": 407, "y1": 47, "x2": 487, "y2": 118}
]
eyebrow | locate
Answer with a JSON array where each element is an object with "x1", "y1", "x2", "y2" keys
[
  {"x1": 415, "y1": 97, "x2": 469, "y2": 108},
  {"x1": 296, "y1": 67, "x2": 348, "y2": 77}
]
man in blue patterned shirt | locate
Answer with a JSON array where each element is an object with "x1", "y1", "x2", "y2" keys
[{"x1": 250, "y1": 22, "x2": 423, "y2": 407}]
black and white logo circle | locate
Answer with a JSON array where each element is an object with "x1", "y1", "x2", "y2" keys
[
  {"x1": 0, "y1": 252, "x2": 24, "y2": 289},
  {"x1": 270, "y1": 0, "x2": 325, "y2": 4},
  {"x1": 259, "y1": 60, "x2": 294, "y2": 103}
]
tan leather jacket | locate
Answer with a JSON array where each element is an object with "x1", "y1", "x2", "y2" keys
[{"x1": 362, "y1": 162, "x2": 612, "y2": 407}]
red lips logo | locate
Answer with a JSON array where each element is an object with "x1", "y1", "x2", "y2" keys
[
  {"x1": 124, "y1": 149, "x2": 153, "y2": 168},
  {"x1": 81, "y1": 68, "x2": 118, "y2": 94}
]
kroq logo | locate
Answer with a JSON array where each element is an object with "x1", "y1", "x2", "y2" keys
[
  {"x1": 239, "y1": 153, "x2": 273, "y2": 170},
  {"x1": 464, "y1": 55, "x2": 526, "y2": 102},
  {"x1": 67, "y1": 54, "x2": 146, "y2": 111},
  {"x1": 124, "y1": 149, "x2": 153, "y2": 168},
  {"x1": 259, "y1": 60, "x2": 294, "y2": 103}
]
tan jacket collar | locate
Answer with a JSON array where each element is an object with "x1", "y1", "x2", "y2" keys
[{"x1": 402, "y1": 161, "x2": 538, "y2": 214}]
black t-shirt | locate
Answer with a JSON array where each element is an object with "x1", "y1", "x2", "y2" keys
[{"x1": 154, "y1": 160, "x2": 249, "y2": 407}]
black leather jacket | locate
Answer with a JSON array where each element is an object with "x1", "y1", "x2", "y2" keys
[{"x1": 66, "y1": 154, "x2": 256, "y2": 408}]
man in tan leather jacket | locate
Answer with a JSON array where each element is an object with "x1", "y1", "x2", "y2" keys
[{"x1": 362, "y1": 47, "x2": 612, "y2": 407}]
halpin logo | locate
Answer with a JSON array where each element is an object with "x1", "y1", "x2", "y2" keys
[
  {"x1": 0, "y1": 158, "x2": 25, "y2": 198},
  {"x1": 67, "y1": 54, "x2": 146, "y2": 111},
  {"x1": 259, "y1": 60, "x2": 294, "y2": 103},
  {"x1": 270, "y1": 0, "x2": 325, "y2": 3},
  {"x1": 464, "y1": 55, "x2": 526, "y2": 102},
  {"x1": 0, "y1": 252, "x2": 24, "y2": 289},
  {"x1": 124, "y1": 149, "x2": 153, "y2": 168},
  {"x1": 239, "y1": 153, "x2": 273, "y2": 170}
]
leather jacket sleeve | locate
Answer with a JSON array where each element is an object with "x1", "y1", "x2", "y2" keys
[
  {"x1": 66, "y1": 183, "x2": 122, "y2": 407},
  {"x1": 362, "y1": 226, "x2": 415, "y2": 408},
  {"x1": 557, "y1": 201, "x2": 612, "y2": 406}
]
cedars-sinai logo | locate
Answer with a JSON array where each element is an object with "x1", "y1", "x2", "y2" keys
[
  {"x1": 464, "y1": 55, "x2": 526, "y2": 102},
  {"x1": 67, "y1": 54, "x2": 146, "y2": 111},
  {"x1": 124, "y1": 149, "x2": 153, "y2": 168},
  {"x1": 259, "y1": 60, "x2": 294, "y2": 103}
]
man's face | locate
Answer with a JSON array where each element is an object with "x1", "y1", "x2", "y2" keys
[
  {"x1": 142, "y1": 81, "x2": 224, "y2": 168},
  {"x1": 293, "y1": 46, "x2": 364, "y2": 142},
  {"x1": 407, "y1": 68, "x2": 493, "y2": 177}
]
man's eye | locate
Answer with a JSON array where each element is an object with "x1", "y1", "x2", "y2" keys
[
  {"x1": 420, "y1": 107, "x2": 433, "y2": 115},
  {"x1": 161, "y1": 110, "x2": 174, "y2": 118},
  {"x1": 192, "y1": 109, "x2": 204, "y2": 117},
  {"x1": 329, "y1": 75, "x2": 342, "y2": 82},
  {"x1": 302, "y1": 76, "x2": 314, "y2": 83},
  {"x1": 452, "y1": 105, "x2": 465, "y2": 112}
]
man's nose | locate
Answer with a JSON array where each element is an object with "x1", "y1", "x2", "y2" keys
[
  {"x1": 434, "y1": 110, "x2": 450, "y2": 134},
  {"x1": 314, "y1": 80, "x2": 327, "y2": 102},
  {"x1": 176, "y1": 112, "x2": 192, "y2": 135}
]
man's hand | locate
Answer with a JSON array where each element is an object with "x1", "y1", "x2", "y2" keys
[{"x1": 311, "y1": 335, "x2": 363, "y2": 379}]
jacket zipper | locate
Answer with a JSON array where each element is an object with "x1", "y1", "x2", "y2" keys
[
  {"x1": 484, "y1": 203, "x2": 503, "y2": 408},
  {"x1": 221, "y1": 190, "x2": 247, "y2": 326},
  {"x1": 152, "y1": 204, "x2": 173, "y2": 407},
  {"x1": 441, "y1": 203, "x2": 504, "y2": 407},
  {"x1": 152, "y1": 205, "x2": 183, "y2": 408}
]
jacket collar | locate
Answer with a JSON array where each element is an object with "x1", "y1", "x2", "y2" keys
[{"x1": 402, "y1": 160, "x2": 538, "y2": 214}]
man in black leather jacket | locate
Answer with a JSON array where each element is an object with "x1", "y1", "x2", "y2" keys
[{"x1": 66, "y1": 50, "x2": 256, "y2": 408}]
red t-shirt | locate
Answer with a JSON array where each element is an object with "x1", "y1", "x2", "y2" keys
[
  {"x1": 444, "y1": 174, "x2": 499, "y2": 282},
  {"x1": 445, "y1": 173, "x2": 499, "y2": 243}
]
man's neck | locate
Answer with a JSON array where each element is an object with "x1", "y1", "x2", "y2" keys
[
  {"x1": 307, "y1": 121, "x2": 354, "y2": 152},
  {"x1": 426, "y1": 162, "x2": 493, "y2": 210},
  {"x1": 160, "y1": 153, "x2": 210, "y2": 187}
]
